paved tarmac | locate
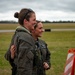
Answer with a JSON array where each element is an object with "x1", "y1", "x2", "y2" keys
[
  {"x1": 0, "y1": 30, "x2": 15, "y2": 33},
  {"x1": 0, "y1": 29, "x2": 75, "y2": 33},
  {"x1": 51, "y1": 29, "x2": 75, "y2": 31}
]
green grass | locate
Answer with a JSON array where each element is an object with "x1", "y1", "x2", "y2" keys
[
  {"x1": 43, "y1": 23, "x2": 75, "y2": 29},
  {"x1": 0, "y1": 33, "x2": 14, "y2": 75},
  {"x1": 41, "y1": 31, "x2": 75, "y2": 75},
  {"x1": 0, "y1": 31, "x2": 75, "y2": 75},
  {"x1": 0, "y1": 23, "x2": 19, "y2": 30},
  {"x1": 0, "y1": 23, "x2": 75, "y2": 75},
  {"x1": 0, "y1": 23, "x2": 75, "y2": 30}
]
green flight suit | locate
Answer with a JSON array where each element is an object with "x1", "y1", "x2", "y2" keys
[
  {"x1": 32, "y1": 39, "x2": 51, "y2": 75},
  {"x1": 5, "y1": 26, "x2": 36, "y2": 75}
]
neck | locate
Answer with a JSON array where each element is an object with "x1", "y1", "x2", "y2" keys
[
  {"x1": 32, "y1": 34, "x2": 38, "y2": 40},
  {"x1": 24, "y1": 25, "x2": 30, "y2": 31}
]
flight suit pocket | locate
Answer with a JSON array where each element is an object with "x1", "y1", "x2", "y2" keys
[{"x1": 26, "y1": 51, "x2": 34, "y2": 60}]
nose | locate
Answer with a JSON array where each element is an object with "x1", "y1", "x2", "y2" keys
[
  {"x1": 34, "y1": 19, "x2": 36, "y2": 23},
  {"x1": 42, "y1": 29, "x2": 45, "y2": 32},
  {"x1": 33, "y1": 21, "x2": 37, "y2": 26},
  {"x1": 35, "y1": 20, "x2": 37, "y2": 24}
]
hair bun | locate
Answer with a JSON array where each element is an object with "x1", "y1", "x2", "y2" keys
[{"x1": 14, "y1": 12, "x2": 19, "y2": 18}]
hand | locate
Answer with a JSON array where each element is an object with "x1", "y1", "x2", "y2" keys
[
  {"x1": 10, "y1": 45, "x2": 16, "y2": 59},
  {"x1": 43, "y1": 62, "x2": 49, "y2": 70}
]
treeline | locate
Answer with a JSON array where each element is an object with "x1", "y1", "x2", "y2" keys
[
  {"x1": 42, "y1": 20, "x2": 75, "y2": 23},
  {"x1": 0, "y1": 20, "x2": 75, "y2": 23},
  {"x1": 0, "y1": 20, "x2": 18, "y2": 23}
]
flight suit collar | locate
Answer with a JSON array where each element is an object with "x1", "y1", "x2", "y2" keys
[{"x1": 16, "y1": 26, "x2": 31, "y2": 35}]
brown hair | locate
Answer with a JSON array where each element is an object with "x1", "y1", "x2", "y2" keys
[
  {"x1": 14, "y1": 8, "x2": 35, "y2": 26},
  {"x1": 34, "y1": 20, "x2": 41, "y2": 29}
]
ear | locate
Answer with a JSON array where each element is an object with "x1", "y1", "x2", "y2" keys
[{"x1": 24, "y1": 19, "x2": 28, "y2": 24}]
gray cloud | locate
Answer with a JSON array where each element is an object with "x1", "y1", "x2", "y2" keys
[
  {"x1": 0, "y1": 0, "x2": 75, "y2": 21},
  {"x1": 0, "y1": 0, "x2": 75, "y2": 12},
  {"x1": 34, "y1": 0, "x2": 75, "y2": 12}
]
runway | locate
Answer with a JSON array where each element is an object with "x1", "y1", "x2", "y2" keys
[{"x1": 0, "y1": 29, "x2": 75, "y2": 33}]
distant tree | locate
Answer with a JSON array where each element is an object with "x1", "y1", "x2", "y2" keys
[{"x1": 0, "y1": 20, "x2": 18, "y2": 23}]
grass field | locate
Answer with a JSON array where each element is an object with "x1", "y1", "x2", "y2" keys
[
  {"x1": 0, "y1": 23, "x2": 75, "y2": 75},
  {"x1": 0, "y1": 23, "x2": 75, "y2": 30},
  {"x1": 43, "y1": 23, "x2": 75, "y2": 29}
]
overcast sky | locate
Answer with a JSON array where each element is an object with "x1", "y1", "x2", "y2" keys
[{"x1": 0, "y1": 0, "x2": 75, "y2": 21}]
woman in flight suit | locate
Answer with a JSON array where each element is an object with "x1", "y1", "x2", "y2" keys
[{"x1": 5, "y1": 8, "x2": 36, "y2": 75}]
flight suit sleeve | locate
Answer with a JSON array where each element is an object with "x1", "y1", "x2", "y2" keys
[
  {"x1": 45, "y1": 43, "x2": 51, "y2": 69},
  {"x1": 4, "y1": 34, "x2": 15, "y2": 61},
  {"x1": 4, "y1": 32, "x2": 18, "y2": 67}
]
